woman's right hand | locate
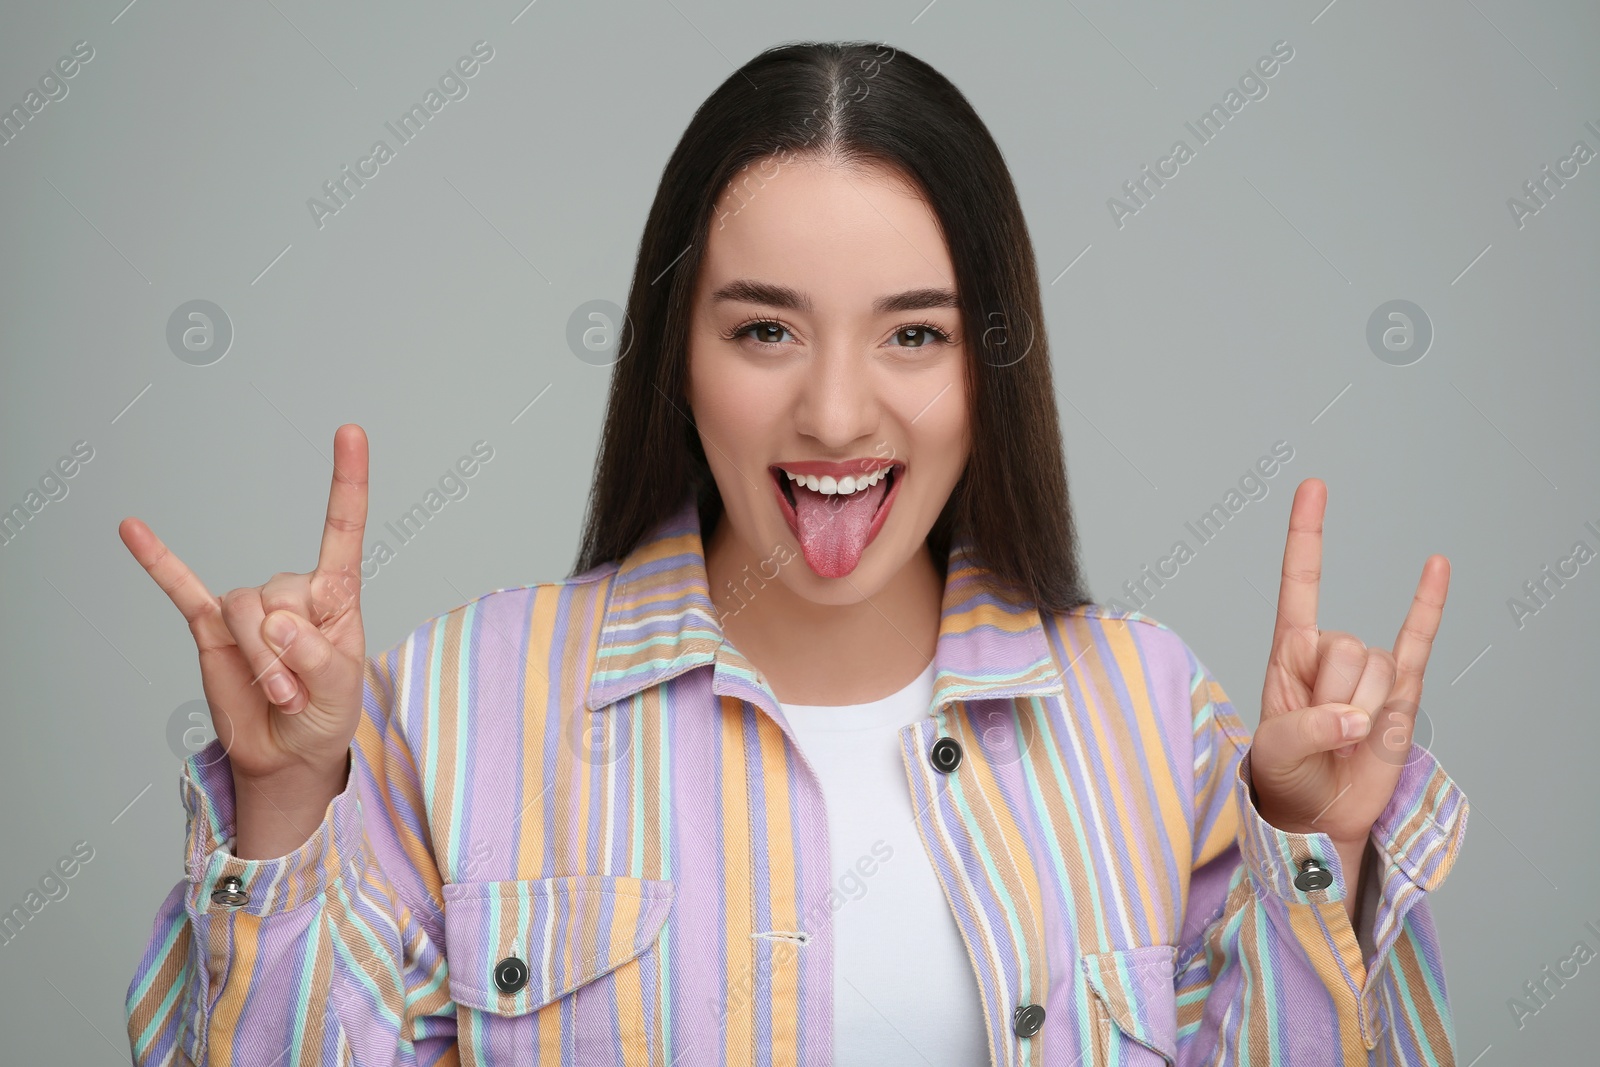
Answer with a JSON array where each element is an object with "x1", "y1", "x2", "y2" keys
[{"x1": 119, "y1": 424, "x2": 370, "y2": 856}]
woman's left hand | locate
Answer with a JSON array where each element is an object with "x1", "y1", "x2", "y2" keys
[{"x1": 1249, "y1": 478, "x2": 1450, "y2": 909}]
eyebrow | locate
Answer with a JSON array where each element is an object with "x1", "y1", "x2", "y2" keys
[{"x1": 709, "y1": 279, "x2": 960, "y2": 315}]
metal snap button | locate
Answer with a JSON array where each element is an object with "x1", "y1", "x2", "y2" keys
[
  {"x1": 1294, "y1": 858, "x2": 1334, "y2": 892},
  {"x1": 494, "y1": 956, "x2": 529, "y2": 995},
  {"x1": 929, "y1": 736, "x2": 963, "y2": 774},
  {"x1": 1013, "y1": 1002, "x2": 1045, "y2": 1037},
  {"x1": 210, "y1": 875, "x2": 249, "y2": 907}
]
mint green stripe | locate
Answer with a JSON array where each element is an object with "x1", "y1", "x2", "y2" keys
[
  {"x1": 1219, "y1": 901, "x2": 1251, "y2": 1065},
  {"x1": 288, "y1": 890, "x2": 323, "y2": 1058},
  {"x1": 327, "y1": 921, "x2": 403, "y2": 1030},
  {"x1": 1012, "y1": 696, "x2": 1101, "y2": 1044},
  {"x1": 131, "y1": 924, "x2": 186, "y2": 1054},
  {"x1": 1253, "y1": 903, "x2": 1283, "y2": 1062},
  {"x1": 1030, "y1": 692, "x2": 1113, "y2": 948},
  {"x1": 128, "y1": 916, "x2": 184, "y2": 1018},
  {"x1": 1391, "y1": 928, "x2": 1445, "y2": 1067},
  {"x1": 447, "y1": 599, "x2": 478, "y2": 874},
  {"x1": 944, "y1": 706, "x2": 1032, "y2": 1005},
  {"x1": 596, "y1": 629, "x2": 720, "y2": 660},
  {"x1": 407, "y1": 954, "x2": 449, "y2": 1006},
  {"x1": 330, "y1": 878, "x2": 411, "y2": 1021}
]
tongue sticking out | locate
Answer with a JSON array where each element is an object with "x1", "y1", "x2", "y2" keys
[{"x1": 792, "y1": 476, "x2": 890, "y2": 579}]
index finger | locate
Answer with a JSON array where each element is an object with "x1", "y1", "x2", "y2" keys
[
  {"x1": 1390, "y1": 554, "x2": 1450, "y2": 706},
  {"x1": 1271, "y1": 478, "x2": 1325, "y2": 654},
  {"x1": 316, "y1": 423, "x2": 369, "y2": 588},
  {"x1": 118, "y1": 516, "x2": 231, "y2": 651}
]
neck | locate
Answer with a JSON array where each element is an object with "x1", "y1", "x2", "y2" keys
[{"x1": 704, "y1": 514, "x2": 942, "y2": 706}]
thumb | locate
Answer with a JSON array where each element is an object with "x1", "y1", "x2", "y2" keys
[
  {"x1": 261, "y1": 610, "x2": 360, "y2": 718},
  {"x1": 1253, "y1": 701, "x2": 1372, "y2": 768}
]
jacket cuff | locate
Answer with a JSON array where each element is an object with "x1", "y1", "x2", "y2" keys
[
  {"x1": 1232, "y1": 749, "x2": 1354, "y2": 906},
  {"x1": 1367, "y1": 744, "x2": 1468, "y2": 892},
  {"x1": 1362, "y1": 745, "x2": 1468, "y2": 985},
  {"x1": 1231, "y1": 744, "x2": 1467, "y2": 907},
  {"x1": 180, "y1": 739, "x2": 363, "y2": 917}
]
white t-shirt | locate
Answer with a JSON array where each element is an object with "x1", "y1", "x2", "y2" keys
[{"x1": 777, "y1": 659, "x2": 991, "y2": 1066}]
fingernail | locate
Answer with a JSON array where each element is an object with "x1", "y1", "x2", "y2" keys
[
  {"x1": 1341, "y1": 711, "x2": 1370, "y2": 740},
  {"x1": 264, "y1": 613, "x2": 296, "y2": 650},
  {"x1": 266, "y1": 673, "x2": 296, "y2": 704}
]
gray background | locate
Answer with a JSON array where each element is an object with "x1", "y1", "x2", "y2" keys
[{"x1": 2, "y1": 0, "x2": 1595, "y2": 1061}]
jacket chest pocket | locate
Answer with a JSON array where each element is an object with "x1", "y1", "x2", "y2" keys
[
  {"x1": 442, "y1": 874, "x2": 675, "y2": 1066},
  {"x1": 1081, "y1": 946, "x2": 1179, "y2": 1066}
]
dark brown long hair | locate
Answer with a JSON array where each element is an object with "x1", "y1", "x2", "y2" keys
[{"x1": 571, "y1": 40, "x2": 1092, "y2": 614}]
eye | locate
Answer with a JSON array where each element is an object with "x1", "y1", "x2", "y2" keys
[
  {"x1": 725, "y1": 319, "x2": 795, "y2": 347},
  {"x1": 889, "y1": 324, "x2": 955, "y2": 348}
]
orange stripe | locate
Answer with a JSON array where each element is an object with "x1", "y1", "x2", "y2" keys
[
  {"x1": 607, "y1": 889, "x2": 647, "y2": 1065},
  {"x1": 1236, "y1": 903, "x2": 1272, "y2": 1060},
  {"x1": 1073, "y1": 632, "x2": 1166, "y2": 939},
  {"x1": 520, "y1": 585, "x2": 562, "y2": 874},
  {"x1": 1287, "y1": 899, "x2": 1367, "y2": 1061},
  {"x1": 953, "y1": 701, "x2": 1050, "y2": 1005},
  {"x1": 207, "y1": 910, "x2": 259, "y2": 1059},
  {"x1": 1392, "y1": 927, "x2": 1452, "y2": 1058},
  {"x1": 1132, "y1": 630, "x2": 1199, "y2": 852},
  {"x1": 362, "y1": 657, "x2": 445, "y2": 911}
]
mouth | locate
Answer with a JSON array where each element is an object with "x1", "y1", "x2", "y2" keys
[{"x1": 767, "y1": 459, "x2": 905, "y2": 578}]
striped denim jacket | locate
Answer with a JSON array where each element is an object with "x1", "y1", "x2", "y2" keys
[{"x1": 126, "y1": 495, "x2": 1468, "y2": 1065}]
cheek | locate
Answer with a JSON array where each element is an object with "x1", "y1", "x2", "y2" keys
[
  {"x1": 688, "y1": 351, "x2": 780, "y2": 463},
  {"x1": 908, "y1": 378, "x2": 969, "y2": 474},
  {"x1": 921, "y1": 421, "x2": 969, "y2": 493}
]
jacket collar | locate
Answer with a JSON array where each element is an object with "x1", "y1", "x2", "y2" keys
[{"x1": 584, "y1": 495, "x2": 1065, "y2": 714}]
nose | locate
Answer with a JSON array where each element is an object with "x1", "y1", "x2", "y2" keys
[{"x1": 792, "y1": 342, "x2": 880, "y2": 450}]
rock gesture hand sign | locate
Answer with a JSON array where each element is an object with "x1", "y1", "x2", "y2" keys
[
  {"x1": 1248, "y1": 478, "x2": 1450, "y2": 920},
  {"x1": 118, "y1": 424, "x2": 370, "y2": 858}
]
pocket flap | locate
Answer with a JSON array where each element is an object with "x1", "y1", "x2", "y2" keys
[
  {"x1": 443, "y1": 874, "x2": 675, "y2": 1015},
  {"x1": 1081, "y1": 945, "x2": 1178, "y2": 1063}
]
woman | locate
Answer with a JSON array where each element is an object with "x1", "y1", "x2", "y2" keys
[{"x1": 122, "y1": 41, "x2": 1466, "y2": 1066}]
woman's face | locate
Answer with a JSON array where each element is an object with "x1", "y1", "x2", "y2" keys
[{"x1": 687, "y1": 156, "x2": 971, "y2": 604}]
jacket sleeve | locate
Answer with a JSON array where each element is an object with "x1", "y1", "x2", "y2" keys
[
  {"x1": 124, "y1": 645, "x2": 459, "y2": 1066},
  {"x1": 1172, "y1": 640, "x2": 1469, "y2": 1066}
]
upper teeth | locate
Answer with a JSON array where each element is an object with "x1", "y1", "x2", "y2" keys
[{"x1": 782, "y1": 467, "x2": 891, "y2": 495}]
